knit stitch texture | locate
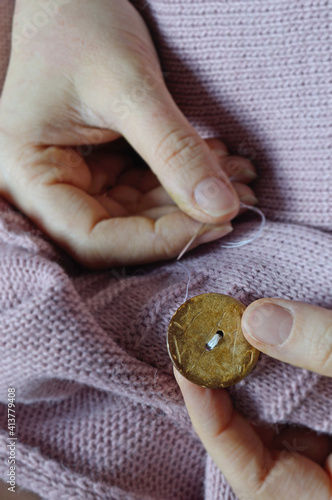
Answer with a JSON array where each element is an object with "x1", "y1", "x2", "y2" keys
[{"x1": 0, "y1": 1, "x2": 331, "y2": 499}]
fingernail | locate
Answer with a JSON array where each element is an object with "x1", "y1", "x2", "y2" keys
[
  {"x1": 240, "y1": 194, "x2": 258, "y2": 205},
  {"x1": 243, "y1": 168, "x2": 258, "y2": 180},
  {"x1": 243, "y1": 303, "x2": 294, "y2": 345},
  {"x1": 214, "y1": 149, "x2": 229, "y2": 158},
  {"x1": 194, "y1": 176, "x2": 238, "y2": 216}
]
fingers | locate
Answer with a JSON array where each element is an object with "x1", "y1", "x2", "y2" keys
[
  {"x1": 271, "y1": 426, "x2": 332, "y2": 467},
  {"x1": 4, "y1": 145, "x2": 235, "y2": 267},
  {"x1": 241, "y1": 299, "x2": 332, "y2": 377},
  {"x1": 16, "y1": 182, "x2": 232, "y2": 268},
  {"x1": 89, "y1": 151, "x2": 257, "y2": 213},
  {"x1": 112, "y1": 183, "x2": 256, "y2": 212},
  {"x1": 219, "y1": 155, "x2": 257, "y2": 184},
  {"x1": 326, "y1": 454, "x2": 332, "y2": 477},
  {"x1": 116, "y1": 87, "x2": 240, "y2": 225},
  {"x1": 117, "y1": 168, "x2": 160, "y2": 193},
  {"x1": 86, "y1": 146, "x2": 161, "y2": 195},
  {"x1": 174, "y1": 373, "x2": 280, "y2": 500},
  {"x1": 86, "y1": 150, "x2": 130, "y2": 195},
  {"x1": 135, "y1": 205, "x2": 178, "y2": 220},
  {"x1": 205, "y1": 138, "x2": 257, "y2": 184},
  {"x1": 173, "y1": 370, "x2": 272, "y2": 497},
  {"x1": 232, "y1": 182, "x2": 258, "y2": 210},
  {"x1": 90, "y1": 137, "x2": 257, "y2": 196},
  {"x1": 1, "y1": 140, "x2": 248, "y2": 268},
  {"x1": 107, "y1": 185, "x2": 173, "y2": 212},
  {"x1": 174, "y1": 370, "x2": 332, "y2": 500}
]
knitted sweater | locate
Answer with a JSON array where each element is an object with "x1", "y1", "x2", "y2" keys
[{"x1": 0, "y1": 1, "x2": 331, "y2": 499}]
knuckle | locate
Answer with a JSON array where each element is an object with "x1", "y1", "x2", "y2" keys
[
  {"x1": 155, "y1": 128, "x2": 206, "y2": 174},
  {"x1": 252, "y1": 452, "x2": 288, "y2": 497},
  {"x1": 205, "y1": 137, "x2": 228, "y2": 155},
  {"x1": 19, "y1": 147, "x2": 64, "y2": 188},
  {"x1": 153, "y1": 220, "x2": 177, "y2": 260},
  {"x1": 21, "y1": 162, "x2": 54, "y2": 190},
  {"x1": 321, "y1": 350, "x2": 332, "y2": 374},
  {"x1": 224, "y1": 157, "x2": 244, "y2": 177}
]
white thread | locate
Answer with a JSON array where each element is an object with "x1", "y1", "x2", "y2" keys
[
  {"x1": 176, "y1": 261, "x2": 191, "y2": 302},
  {"x1": 176, "y1": 203, "x2": 266, "y2": 303},
  {"x1": 178, "y1": 202, "x2": 266, "y2": 260},
  {"x1": 205, "y1": 332, "x2": 223, "y2": 351},
  {"x1": 177, "y1": 223, "x2": 205, "y2": 261},
  {"x1": 219, "y1": 203, "x2": 266, "y2": 248}
]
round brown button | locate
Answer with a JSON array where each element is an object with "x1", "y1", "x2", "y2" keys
[{"x1": 167, "y1": 293, "x2": 259, "y2": 389}]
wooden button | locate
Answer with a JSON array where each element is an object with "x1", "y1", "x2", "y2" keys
[{"x1": 167, "y1": 293, "x2": 259, "y2": 389}]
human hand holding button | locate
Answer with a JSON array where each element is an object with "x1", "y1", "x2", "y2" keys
[
  {"x1": 0, "y1": 0, "x2": 259, "y2": 269},
  {"x1": 167, "y1": 293, "x2": 260, "y2": 388},
  {"x1": 173, "y1": 298, "x2": 332, "y2": 499}
]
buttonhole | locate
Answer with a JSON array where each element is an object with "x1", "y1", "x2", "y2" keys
[{"x1": 205, "y1": 330, "x2": 224, "y2": 351}]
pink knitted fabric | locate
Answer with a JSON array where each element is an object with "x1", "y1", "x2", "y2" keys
[{"x1": 0, "y1": 1, "x2": 331, "y2": 499}]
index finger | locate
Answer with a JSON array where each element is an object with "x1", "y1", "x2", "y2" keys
[
  {"x1": 3, "y1": 148, "x2": 232, "y2": 268},
  {"x1": 174, "y1": 370, "x2": 331, "y2": 500}
]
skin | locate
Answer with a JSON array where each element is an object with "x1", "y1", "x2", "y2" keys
[
  {"x1": 175, "y1": 299, "x2": 332, "y2": 499},
  {"x1": 0, "y1": 1, "x2": 330, "y2": 498},
  {"x1": 0, "y1": 1, "x2": 256, "y2": 496},
  {"x1": 0, "y1": 0, "x2": 258, "y2": 270}
]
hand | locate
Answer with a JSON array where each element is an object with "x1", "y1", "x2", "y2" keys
[
  {"x1": 0, "y1": 0, "x2": 257, "y2": 269},
  {"x1": 175, "y1": 298, "x2": 332, "y2": 499}
]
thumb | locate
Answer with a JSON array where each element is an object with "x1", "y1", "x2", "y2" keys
[
  {"x1": 118, "y1": 81, "x2": 240, "y2": 224},
  {"x1": 241, "y1": 298, "x2": 332, "y2": 377},
  {"x1": 174, "y1": 369, "x2": 332, "y2": 500}
]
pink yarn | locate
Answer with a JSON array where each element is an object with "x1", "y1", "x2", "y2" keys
[{"x1": 0, "y1": 1, "x2": 331, "y2": 499}]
